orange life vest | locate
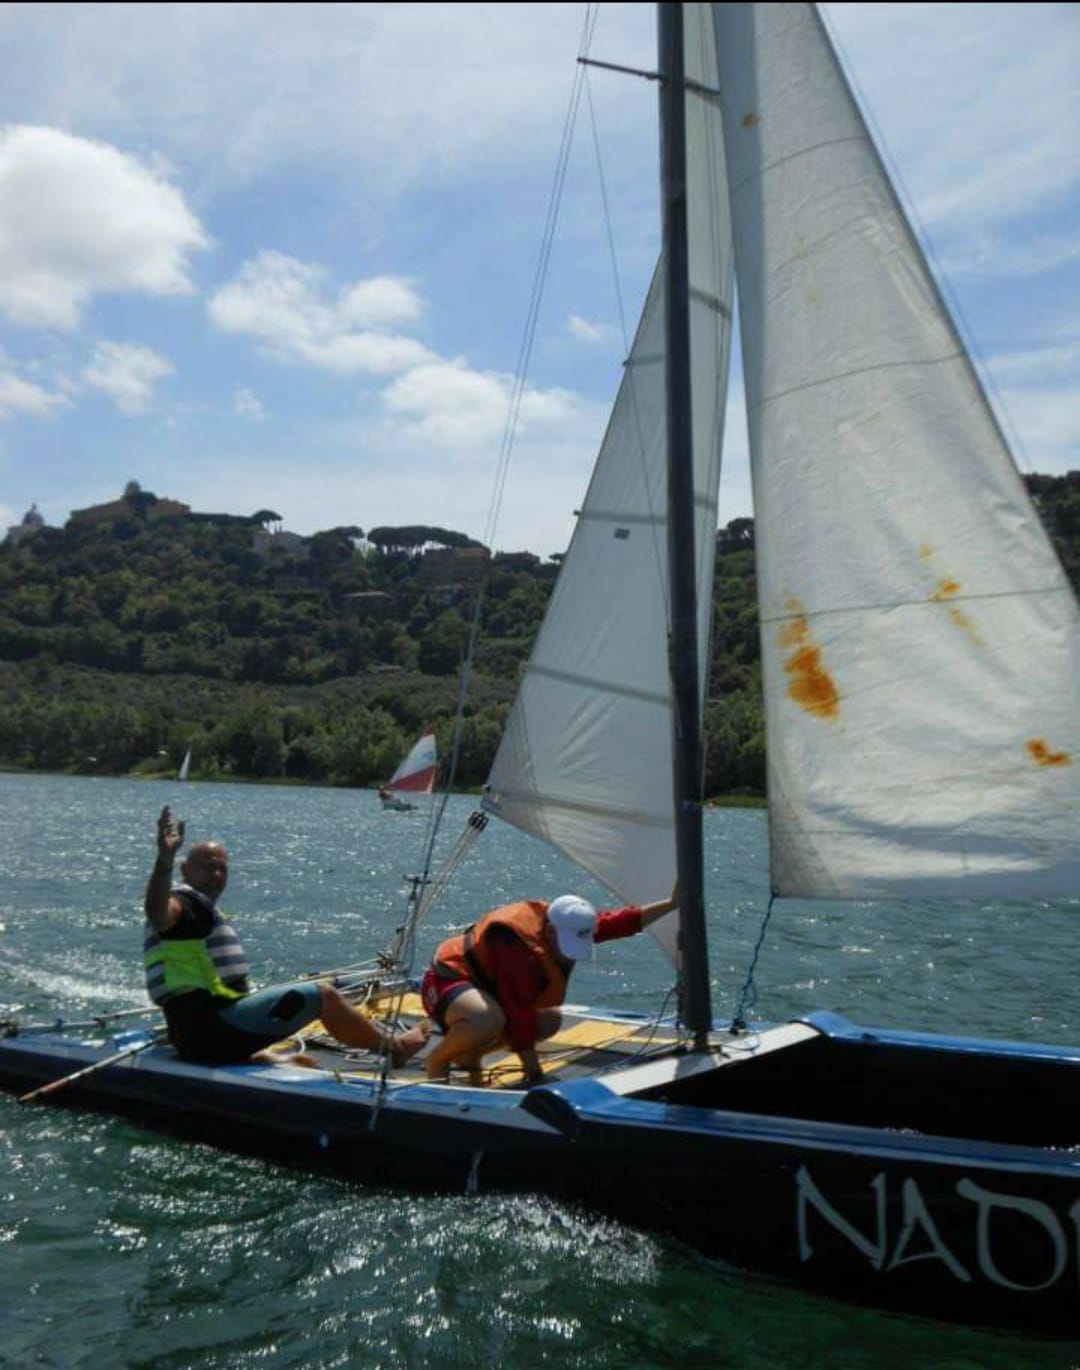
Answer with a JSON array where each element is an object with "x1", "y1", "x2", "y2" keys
[{"x1": 432, "y1": 900, "x2": 568, "y2": 1010}]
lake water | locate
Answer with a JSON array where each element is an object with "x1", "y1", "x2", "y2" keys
[{"x1": 1, "y1": 773, "x2": 1077, "y2": 1368}]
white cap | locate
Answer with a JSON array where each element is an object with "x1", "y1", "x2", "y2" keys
[{"x1": 546, "y1": 895, "x2": 597, "y2": 961}]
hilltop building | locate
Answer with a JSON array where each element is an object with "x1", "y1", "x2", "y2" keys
[
  {"x1": 252, "y1": 527, "x2": 309, "y2": 561},
  {"x1": 5, "y1": 503, "x2": 46, "y2": 546},
  {"x1": 417, "y1": 546, "x2": 490, "y2": 587},
  {"x1": 67, "y1": 482, "x2": 190, "y2": 529},
  {"x1": 492, "y1": 551, "x2": 541, "y2": 573}
]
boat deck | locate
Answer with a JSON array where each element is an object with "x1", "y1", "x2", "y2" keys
[{"x1": 270, "y1": 991, "x2": 690, "y2": 1090}]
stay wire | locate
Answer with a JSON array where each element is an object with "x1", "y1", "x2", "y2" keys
[
  {"x1": 731, "y1": 894, "x2": 777, "y2": 1032},
  {"x1": 582, "y1": 65, "x2": 668, "y2": 608},
  {"x1": 481, "y1": 2, "x2": 600, "y2": 552},
  {"x1": 369, "y1": 10, "x2": 601, "y2": 1092}
]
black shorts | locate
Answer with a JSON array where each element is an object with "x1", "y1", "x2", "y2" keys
[{"x1": 162, "y1": 982, "x2": 322, "y2": 1065}]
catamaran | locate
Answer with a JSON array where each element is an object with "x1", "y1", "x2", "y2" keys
[{"x1": 1, "y1": 3, "x2": 1077, "y2": 1336}]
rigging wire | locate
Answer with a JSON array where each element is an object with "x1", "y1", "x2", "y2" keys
[
  {"x1": 359, "y1": 9, "x2": 605, "y2": 1092},
  {"x1": 586, "y1": 8, "x2": 729, "y2": 817},
  {"x1": 731, "y1": 894, "x2": 777, "y2": 1032},
  {"x1": 348, "y1": 7, "x2": 723, "y2": 1064},
  {"x1": 582, "y1": 67, "x2": 668, "y2": 610},
  {"x1": 480, "y1": 2, "x2": 601, "y2": 554}
]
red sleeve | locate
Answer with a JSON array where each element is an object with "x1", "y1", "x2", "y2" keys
[
  {"x1": 594, "y1": 906, "x2": 644, "y2": 943},
  {"x1": 487, "y1": 930, "x2": 547, "y2": 1052}
]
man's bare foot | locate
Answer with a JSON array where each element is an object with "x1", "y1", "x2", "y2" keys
[
  {"x1": 391, "y1": 1021, "x2": 431, "y2": 1067},
  {"x1": 250, "y1": 1048, "x2": 321, "y2": 1069}
]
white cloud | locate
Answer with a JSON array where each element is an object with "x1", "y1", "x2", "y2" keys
[
  {"x1": 975, "y1": 338, "x2": 1080, "y2": 472},
  {"x1": 824, "y1": 4, "x2": 1079, "y2": 234},
  {"x1": 0, "y1": 125, "x2": 208, "y2": 329},
  {"x1": 0, "y1": 368, "x2": 69, "y2": 419},
  {"x1": 568, "y1": 314, "x2": 620, "y2": 346},
  {"x1": 0, "y1": 5, "x2": 655, "y2": 195},
  {"x1": 82, "y1": 341, "x2": 174, "y2": 413},
  {"x1": 234, "y1": 387, "x2": 265, "y2": 420},
  {"x1": 6, "y1": 5, "x2": 1067, "y2": 244},
  {"x1": 993, "y1": 387, "x2": 1080, "y2": 473},
  {"x1": 381, "y1": 360, "x2": 580, "y2": 448},
  {"x1": 933, "y1": 226, "x2": 1080, "y2": 283},
  {"x1": 986, "y1": 342, "x2": 1080, "y2": 387},
  {"x1": 208, "y1": 251, "x2": 436, "y2": 375},
  {"x1": 338, "y1": 277, "x2": 424, "y2": 329},
  {"x1": 301, "y1": 333, "x2": 436, "y2": 376}
]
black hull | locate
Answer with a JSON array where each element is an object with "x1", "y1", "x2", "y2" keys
[{"x1": 3, "y1": 1012, "x2": 1079, "y2": 1337}]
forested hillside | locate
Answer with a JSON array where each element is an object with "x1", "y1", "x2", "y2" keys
[{"x1": 1, "y1": 472, "x2": 1076, "y2": 795}]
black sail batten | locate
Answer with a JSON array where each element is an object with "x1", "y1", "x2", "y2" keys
[{"x1": 659, "y1": 2, "x2": 712, "y2": 1046}]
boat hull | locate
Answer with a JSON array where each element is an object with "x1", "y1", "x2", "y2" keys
[{"x1": 3, "y1": 1012, "x2": 1078, "y2": 1336}]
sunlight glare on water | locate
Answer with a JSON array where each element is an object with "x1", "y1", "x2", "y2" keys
[{"x1": 1, "y1": 774, "x2": 1078, "y2": 1368}]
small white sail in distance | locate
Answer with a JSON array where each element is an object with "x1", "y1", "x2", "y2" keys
[
  {"x1": 177, "y1": 749, "x2": 191, "y2": 783},
  {"x1": 388, "y1": 732, "x2": 438, "y2": 795}
]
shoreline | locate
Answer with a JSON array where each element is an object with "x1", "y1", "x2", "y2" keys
[{"x1": 0, "y1": 765, "x2": 767, "y2": 807}]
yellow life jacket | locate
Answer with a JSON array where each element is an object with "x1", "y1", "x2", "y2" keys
[{"x1": 143, "y1": 889, "x2": 250, "y2": 1005}]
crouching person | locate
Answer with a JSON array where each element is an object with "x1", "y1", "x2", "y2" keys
[{"x1": 421, "y1": 890, "x2": 676, "y2": 1086}]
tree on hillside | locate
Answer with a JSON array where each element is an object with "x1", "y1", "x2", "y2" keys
[
  {"x1": 367, "y1": 525, "x2": 485, "y2": 554},
  {"x1": 717, "y1": 517, "x2": 754, "y2": 554},
  {"x1": 418, "y1": 610, "x2": 466, "y2": 675}
]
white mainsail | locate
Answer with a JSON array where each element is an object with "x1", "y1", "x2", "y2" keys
[
  {"x1": 177, "y1": 749, "x2": 191, "y2": 783},
  {"x1": 711, "y1": 3, "x2": 1079, "y2": 898},
  {"x1": 489, "y1": 0, "x2": 1078, "y2": 929},
  {"x1": 485, "y1": 3, "x2": 733, "y2": 957}
]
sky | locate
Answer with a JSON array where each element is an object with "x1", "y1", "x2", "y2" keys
[{"x1": 0, "y1": 3, "x2": 1076, "y2": 559}]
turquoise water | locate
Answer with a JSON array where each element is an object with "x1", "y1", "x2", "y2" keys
[{"x1": 0, "y1": 773, "x2": 1077, "y2": 1368}]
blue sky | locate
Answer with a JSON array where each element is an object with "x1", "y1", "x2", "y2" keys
[{"x1": 0, "y1": 3, "x2": 1076, "y2": 559}]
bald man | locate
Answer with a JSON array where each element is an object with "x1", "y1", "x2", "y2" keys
[{"x1": 143, "y1": 806, "x2": 427, "y2": 1067}]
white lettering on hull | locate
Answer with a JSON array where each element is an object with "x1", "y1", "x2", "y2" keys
[{"x1": 796, "y1": 1166, "x2": 1075, "y2": 1292}]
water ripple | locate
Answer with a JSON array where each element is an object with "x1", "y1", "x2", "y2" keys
[{"x1": 1, "y1": 775, "x2": 1078, "y2": 1368}]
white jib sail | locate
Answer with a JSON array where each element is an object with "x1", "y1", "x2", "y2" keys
[
  {"x1": 389, "y1": 732, "x2": 438, "y2": 794},
  {"x1": 713, "y1": 3, "x2": 1080, "y2": 899},
  {"x1": 485, "y1": 4, "x2": 733, "y2": 961}
]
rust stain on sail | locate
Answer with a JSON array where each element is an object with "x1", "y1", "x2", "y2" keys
[
  {"x1": 1027, "y1": 739, "x2": 1072, "y2": 768},
  {"x1": 742, "y1": 111, "x2": 760, "y2": 129},
  {"x1": 778, "y1": 598, "x2": 839, "y2": 720},
  {"x1": 929, "y1": 577, "x2": 984, "y2": 646}
]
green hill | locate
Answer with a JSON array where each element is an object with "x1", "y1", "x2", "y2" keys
[{"x1": 1, "y1": 472, "x2": 1076, "y2": 794}]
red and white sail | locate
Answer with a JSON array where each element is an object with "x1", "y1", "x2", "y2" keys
[{"x1": 387, "y1": 732, "x2": 438, "y2": 794}]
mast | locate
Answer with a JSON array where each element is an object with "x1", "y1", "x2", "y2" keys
[{"x1": 658, "y1": 1, "x2": 712, "y2": 1045}]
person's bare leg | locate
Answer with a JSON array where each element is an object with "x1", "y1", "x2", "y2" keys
[
  {"x1": 451, "y1": 1047, "x2": 488, "y2": 1086},
  {"x1": 318, "y1": 984, "x2": 429, "y2": 1065},
  {"x1": 534, "y1": 1009, "x2": 563, "y2": 1043},
  {"x1": 425, "y1": 988, "x2": 505, "y2": 1081}
]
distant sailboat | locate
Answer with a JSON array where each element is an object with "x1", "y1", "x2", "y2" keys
[
  {"x1": 177, "y1": 749, "x2": 191, "y2": 783},
  {"x1": 378, "y1": 732, "x2": 437, "y2": 812}
]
